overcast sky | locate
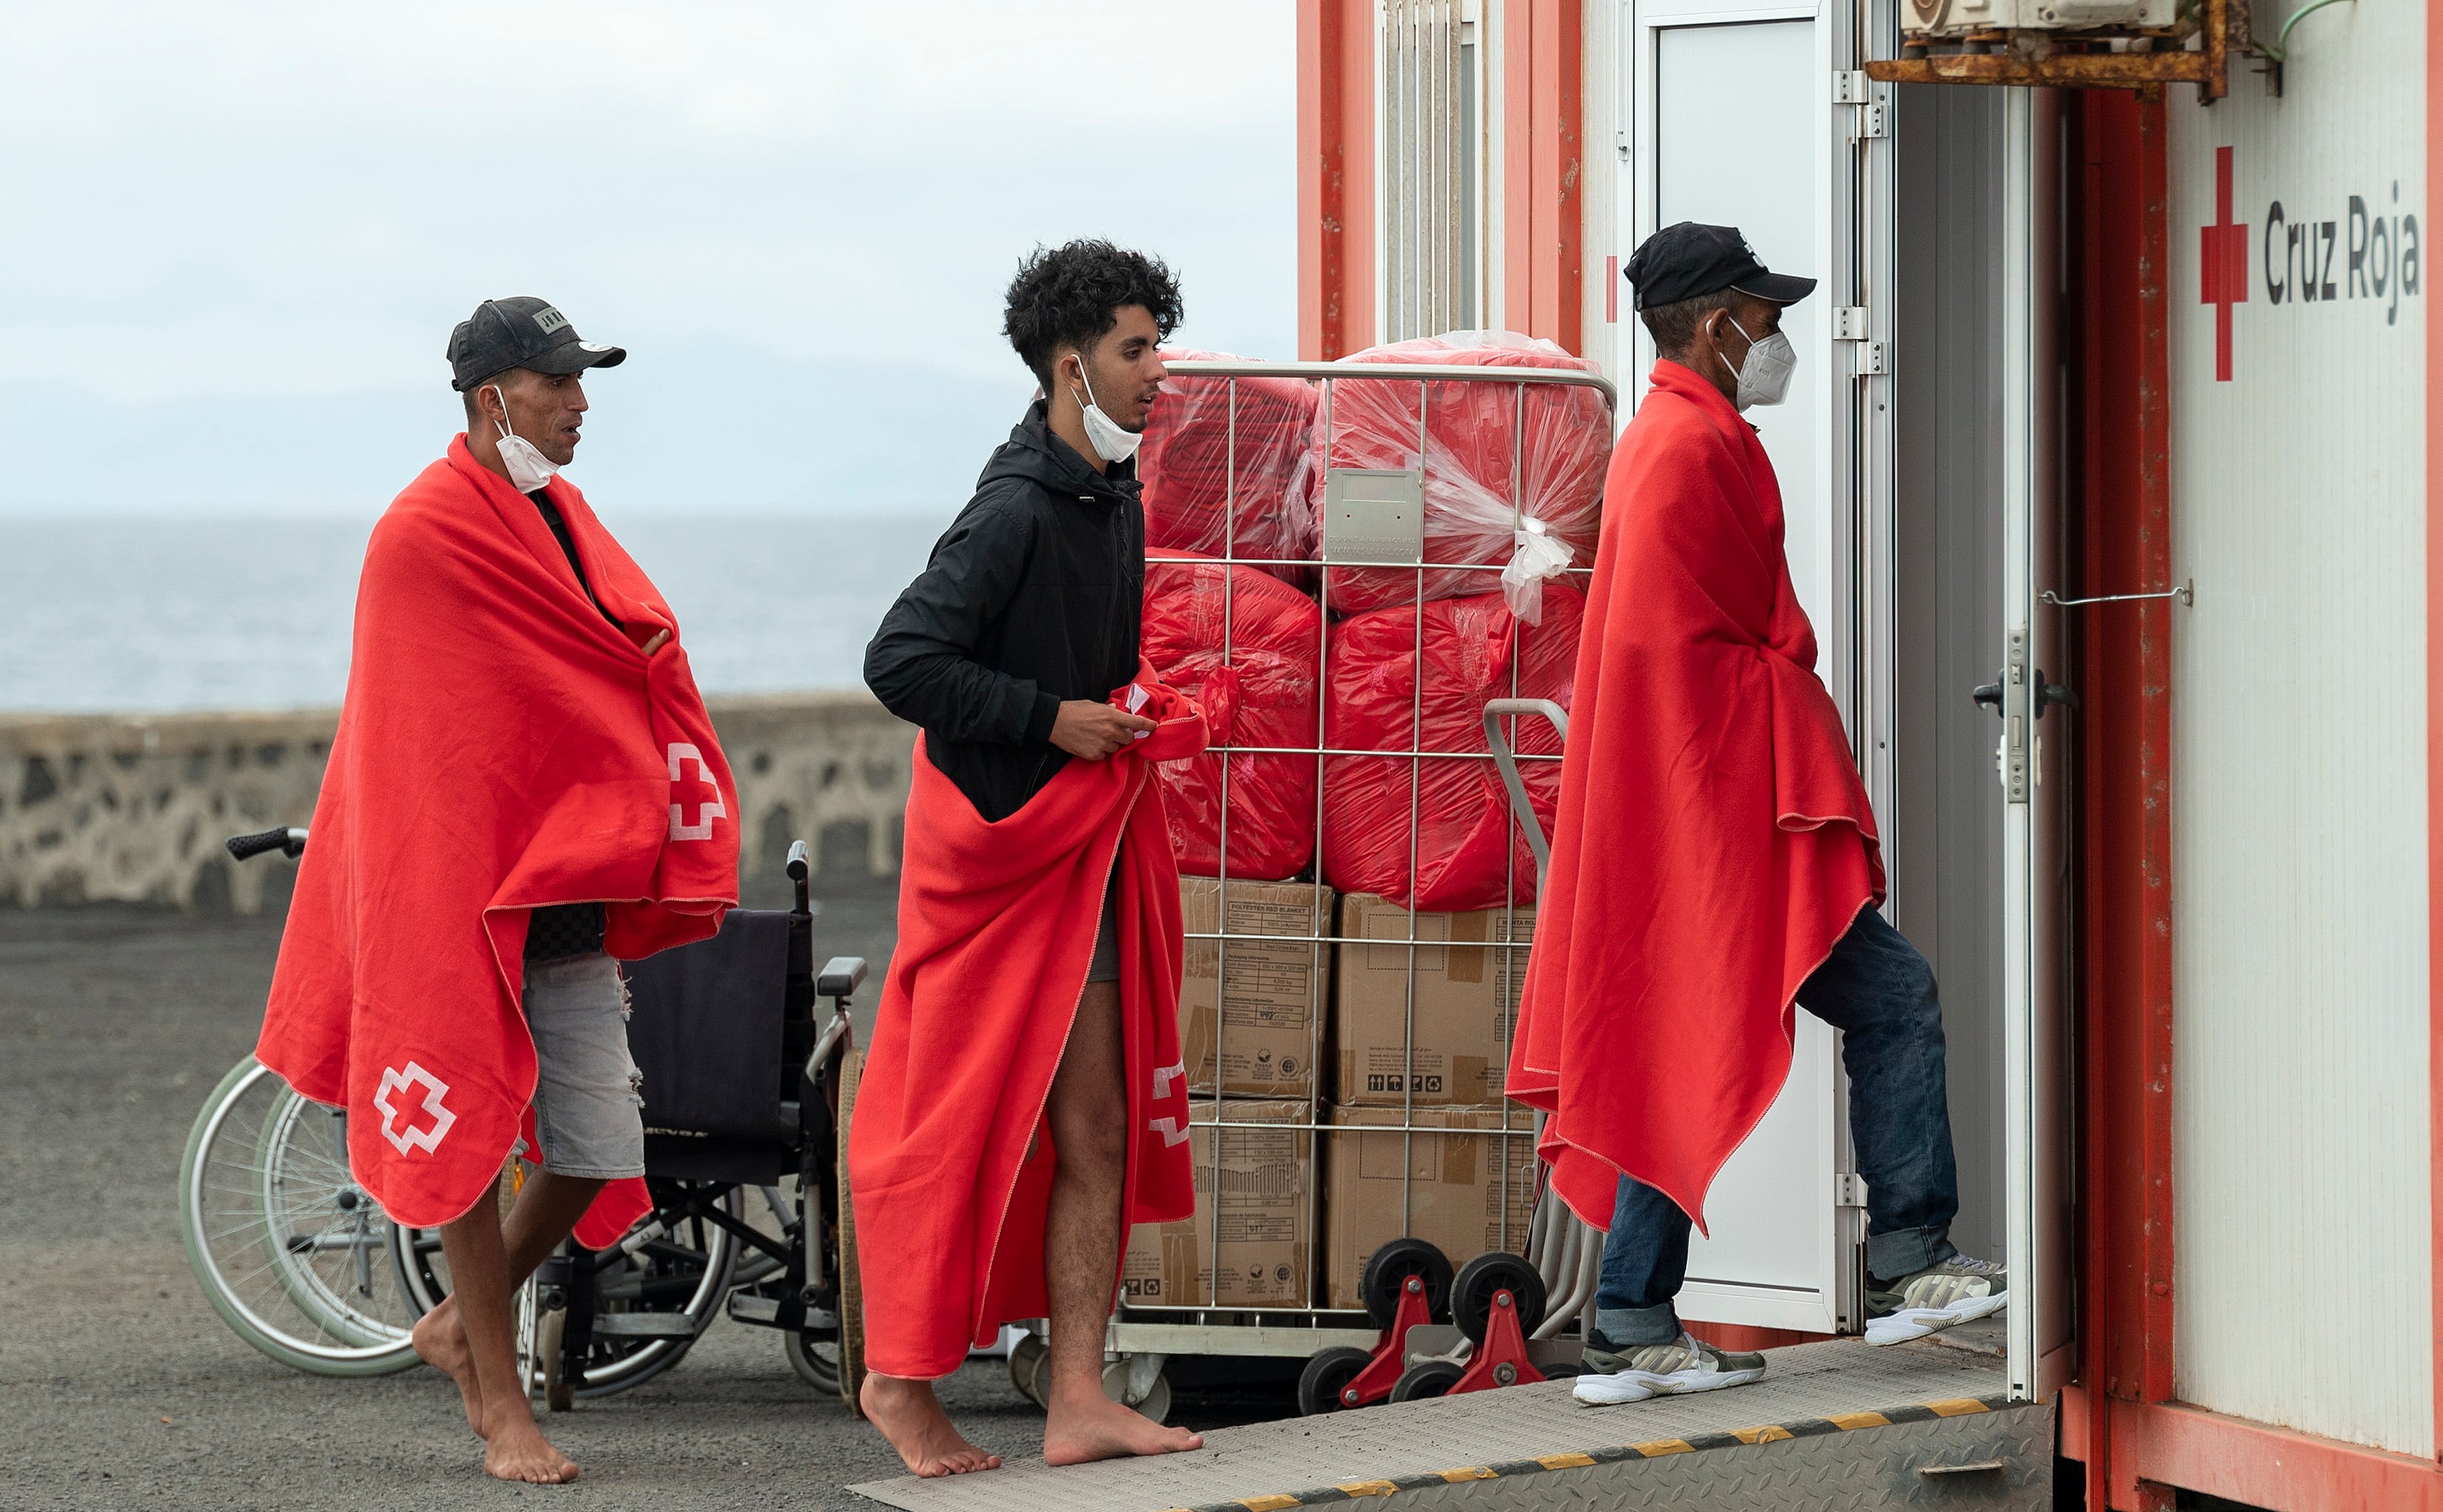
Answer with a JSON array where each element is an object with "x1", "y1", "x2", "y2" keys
[{"x1": 0, "y1": 2, "x2": 1296, "y2": 517}]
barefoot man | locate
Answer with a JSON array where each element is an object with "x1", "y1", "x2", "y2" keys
[
  {"x1": 256, "y1": 297, "x2": 737, "y2": 1482},
  {"x1": 853, "y1": 239, "x2": 1209, "y2": 1476}
]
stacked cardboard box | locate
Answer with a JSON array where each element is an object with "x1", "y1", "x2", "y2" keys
[
  {"x1": 1318, "y1": 1103, "x2": 1540, "y2": 1310},
  {"x1": 1121, "y1": 1098, "x2": 1313, "y2": 1310},
  {"x1": 1330, "y1": 892, "x2": 1534, "y2": 1107},
  {"x1": 1181, "y1": 878, "x2": 1331, "y2": 1099}
]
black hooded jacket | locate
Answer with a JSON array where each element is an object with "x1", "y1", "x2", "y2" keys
[{"x1": 864, "y1": 400, "x2": 1144, "y2": 824}]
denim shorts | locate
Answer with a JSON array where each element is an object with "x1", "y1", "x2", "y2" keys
[{"x1": 522, "y1": 952, "x2": 646, "y2": 1180}]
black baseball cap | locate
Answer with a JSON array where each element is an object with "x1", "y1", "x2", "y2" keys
[
  {"x1": 446, "y1": 297, "x2": 626, "y2": 391},
  {"x1": 1623, "y1": 222, "x2": 1816, "y2": 310}
]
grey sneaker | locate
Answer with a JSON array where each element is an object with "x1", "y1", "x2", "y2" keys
[
  {"x1": 1865, "y1": 1253, "x2": 2009, "y2": 1345},
  {"x1": 1572, "y1": 1331, "x2": 1768, "y2": 1406}
]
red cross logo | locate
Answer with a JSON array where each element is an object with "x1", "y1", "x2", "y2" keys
[
  {"x1": 372, "y1": 1061, "x2": 456, "y2": 1156},
  {"x1": 2199, "y1": 146, "x2": 2248, "y2": 383},
  {"x1": 666, "y1": 742, "x2": 726, "y2": 842}
]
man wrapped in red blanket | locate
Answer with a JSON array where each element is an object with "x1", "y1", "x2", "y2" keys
[
  {"x1": 1508, "y1": 225, "x2": 2006, "y2": 1408},
  {"x1": 855, "y1": 242, "x2": 1206, "y2": 1477},
  {"x1": 256, "y1": 299, "x2": 735, "y2": 1483}
]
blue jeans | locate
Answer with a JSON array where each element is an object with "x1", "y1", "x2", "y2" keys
[{"x1": 1591, "y1": 906, "x2": 1960, "y2": 1347}]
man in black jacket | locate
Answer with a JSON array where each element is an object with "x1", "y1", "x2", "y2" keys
[{"x1": 859, "y1": 240, "x2": 1198, "y2": 1474}]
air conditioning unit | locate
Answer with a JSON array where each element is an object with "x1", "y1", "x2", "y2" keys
[{"x1": 1904, "y1": 0, "x2": 2177, "y2": 38}]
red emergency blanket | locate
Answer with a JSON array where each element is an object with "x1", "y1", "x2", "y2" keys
[
  {"x1": 1312, "y1": 333, "x2": 1610, "y2": 620},
  {"x1": 1319, "y1": 586, "x2": 1582, "y2": 913},
  {"x1": 848, "y1": 668, "x2": 1205, "y2": 1379},
  {"x1": 1142, "y1": 550, "x2": 1321, "y2": 882},
  {"x1": 256, "y1": 436, "x2": 738, "y2": 1239},
  {"x1": 1506, "y1": 363, "x2": 1883, "y2": 1231},
  {"x1": 1139, "y1": 348, "x2": 1318, "y2": 584}
]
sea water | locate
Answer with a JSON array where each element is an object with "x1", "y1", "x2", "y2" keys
[{"x1": 4, "y1": 511, "x2": 946, "y2": 714}]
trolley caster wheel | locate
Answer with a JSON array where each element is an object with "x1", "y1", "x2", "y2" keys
[
  {"x1": 1104, "y1": 1356, "x2": 1172, "y2": 1423},
  {"x1": 1008, "y1": 1333, "x2": 1050, "y2": 1408},
  {"x1": 1450, "y1": 1251, "x2": 1548, "y2": 1343},
  {"x1": 1360, "y1": 1237, "x2": 1454, "y2": 1330},
  {"x1": 1388, "y1": 1358, "x2": 1466, "y2": 1402},
  {"x1": 1296, "y1": 1345, "x2": 1375, "y2": 1415}
]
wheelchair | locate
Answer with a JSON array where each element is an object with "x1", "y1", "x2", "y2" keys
[{"x1": 180, "y1": 829, "x2": 872, "y2": 1410}]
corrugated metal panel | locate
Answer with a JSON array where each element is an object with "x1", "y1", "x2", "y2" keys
[
  {"x1": 1382, "y1": 0, "x2": 1467, "y2": 339},
  {"x1": 2166, "y1": 3, "x2": 2432, "y2": 1456}
]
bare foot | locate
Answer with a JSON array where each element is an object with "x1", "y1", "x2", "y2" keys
[
  {"x1": 410, "y1": 1299, "x2": 482, "y2": 1435},
  {"x1": 1042, "y1": 1387, "x2": 1203, "y2": 1466},
  {"x1": 861, "y1": 1374, "x2": 1002, "y2": 1477},
  {"x1": 481, "y1": 1410, "x2": 579, "y2": 1485}
]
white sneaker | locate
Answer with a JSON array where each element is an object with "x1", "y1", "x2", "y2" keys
[
  {"x1": 1571, "y1": 1332, "x2": 1768, "y2": 1406},
  {"x1": 1865, "y1": 1253, "x2": 2009, "y2": 1345}
]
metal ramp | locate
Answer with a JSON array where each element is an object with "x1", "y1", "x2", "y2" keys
[{"x1": 849, "y1": 1338, "x2": 2047, "y2": 1511}]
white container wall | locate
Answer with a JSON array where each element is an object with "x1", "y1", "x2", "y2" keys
[{"x1": 2167, "y1": 4, "x2": 2433, "y2": 1455}]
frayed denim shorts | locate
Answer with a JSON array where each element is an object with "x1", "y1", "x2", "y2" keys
[{"x1": 522, "y1": 952, "x2": 646, "y2": 1180}]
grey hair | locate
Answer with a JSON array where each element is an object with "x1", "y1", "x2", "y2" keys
[{"x1": 1639, "y1": 289, "x2": 1740, "y2": 357}]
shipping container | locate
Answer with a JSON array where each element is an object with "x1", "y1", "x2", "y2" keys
[{"x1": 1285, "y1": 1, "x2": 2429, "y2": 1508}]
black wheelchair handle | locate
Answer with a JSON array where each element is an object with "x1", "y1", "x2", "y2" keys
[
  {"x1": 785, "y1": 839, "x2": 810, "y2": 883},
  {"x1": 227, "y1": 827, "x2": 307, "y2": 862},
  {"x1": 816, "y1": 955, "x2": 867, "y2": 1001}
]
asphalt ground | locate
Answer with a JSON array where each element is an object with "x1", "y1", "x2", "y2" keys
[{"x1": 0, "y1": 883, "x2": 1300, "y2": 1511}]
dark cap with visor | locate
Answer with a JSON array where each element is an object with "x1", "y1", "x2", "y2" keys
[
  {"x1": 1623, "y1": 222, "x2": 1817, "y2": 310},
  {"x1": 446, "y1": 296, "x2": 626, "y2": 391}
]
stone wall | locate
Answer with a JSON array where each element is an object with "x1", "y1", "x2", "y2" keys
[{"x1": 0, "y1": 692, "x2": 915, "y2": 912}]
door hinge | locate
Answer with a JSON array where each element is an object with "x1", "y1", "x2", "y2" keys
[
  {"x1": 1834, "y1": 306, "x2": 1870, "y2": 340},
  {"x1": 1853, "y1": 341, "x2": 1887, "y2": 376},
  {"x1": 1832, "y1": 69, "x2": 1870, "y2": 103},
  {"x1": 1850, "y1": 101, "x2": 1889, "y2": 142},
  {"x1": 1834, "y1": 1173, "x2": 1870, "y2": 1209}
]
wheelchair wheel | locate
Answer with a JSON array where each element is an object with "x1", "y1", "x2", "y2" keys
[
  {"x1": 834, "y1": 1046, "x2": 869, "y2": 1417},
  {"x1": 785, "y1": 1327, "x2": 843, "y2": 1395},
  {"x1": 179, "y1": 1057, "x2": 421, "y2": 1376},
  {"x1": 392, "y1": 1178, "x2": 741, "y2": 1398}
]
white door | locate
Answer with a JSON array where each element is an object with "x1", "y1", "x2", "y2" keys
[
  {"x1": 1616, "y1": 0, "x2": 1882, "y2": 1335},
  {"x1": 1999, "y1": 87, "x2": 2074, "y2": 1402}
]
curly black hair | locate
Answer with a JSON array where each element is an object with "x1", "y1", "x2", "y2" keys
[{"x1": 1003, "y1": 239, "x2": 1183, "y2": 390}]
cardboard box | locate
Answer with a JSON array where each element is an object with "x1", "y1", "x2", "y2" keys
[
  {"x1": 1330, "y1": 893, "x2": 1534, "y2": 1106},
  {"x1": 1319, "y1": 1103, "x2": 1540, "y2": 1311},
  {"x1": 1181, "y1": 878, "x2": 1331, "y2": 1099},
  {"x1": 1121, "y1": 1099, "x2": 1313, "y2": 1310}
]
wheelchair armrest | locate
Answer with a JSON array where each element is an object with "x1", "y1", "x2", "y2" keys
[{"x1": 816, "y1": 956, "x2": 868, "y2": 1000}]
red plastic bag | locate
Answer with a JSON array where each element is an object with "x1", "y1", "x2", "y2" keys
[
  {"x1": 1311, "y1": 332, "x2": 1609, "y2": 620},
  {"x1": 1320, "y1": 584, "x2": 1583, "y2": 911},
  {"x1": 1142, "y1": 549, "x2": 1322, "y2": 881},
  {"x1": 1140, "y1": 348, "x2": 1319, "y2": 583}
]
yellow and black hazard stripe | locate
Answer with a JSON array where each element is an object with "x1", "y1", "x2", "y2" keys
[{"x1": 1162, "y1": 1394, "x2": 2012, "y2": 1512}]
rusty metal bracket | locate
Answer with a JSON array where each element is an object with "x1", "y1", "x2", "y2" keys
[{"x1": 1863, "y1": 0, "x2": 2238, "y2": 100}]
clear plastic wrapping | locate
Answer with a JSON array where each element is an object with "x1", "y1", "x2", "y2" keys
[
  {"x1": 1139, "y1": 348, "x2": 1319, "y2": 584},
  {"x1": 1319, "y1": 584, "x2": 1582, "y2": 911},
  {"x1": 1311, "y1": 331, "x2": 1609, "y2": 622},
  {"x1": 1143, "y1": 549, "x2": 1322, "y2": 882}
]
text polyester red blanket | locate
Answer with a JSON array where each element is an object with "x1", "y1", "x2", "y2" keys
[
  {"x1": 1142, "y1": 549, "x2": 1320, "y2": 882},
  {"x1": 848, "y1": 668, "x2": 1205, "y2": 1379},
  {"x1": 256, "y1": 436, "x2": 739, "y2": 1241},
  {"x1": 1320, "y1": 586, "x2": 1582, "y2": 912},
  {"x1": 1505, "y1": 364, "x2": 1883, "y2": 1233}
]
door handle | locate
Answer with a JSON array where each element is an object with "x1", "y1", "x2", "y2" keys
[
  {"x1": 1972, "y1": 680, "x2": 2003, "y2": 716},
  {"x1": 2034, "y1": 671, "x2": 2080, "y2": 720}
]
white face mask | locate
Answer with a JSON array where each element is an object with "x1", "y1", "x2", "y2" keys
[
  {"x1": 1716, "y1": 314, "x2": 1797, "y2": 411},
  {"x1": 1068, "y1": 358, "x2": 1143, "y2": 465},
  {"x1": 485, "y1": 383, "x2": 562, "y2": 493}
]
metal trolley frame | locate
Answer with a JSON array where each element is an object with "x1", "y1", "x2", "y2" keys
[{"x1": 1048, "y1": 357, "x2": 1619, "y2": 1403}]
